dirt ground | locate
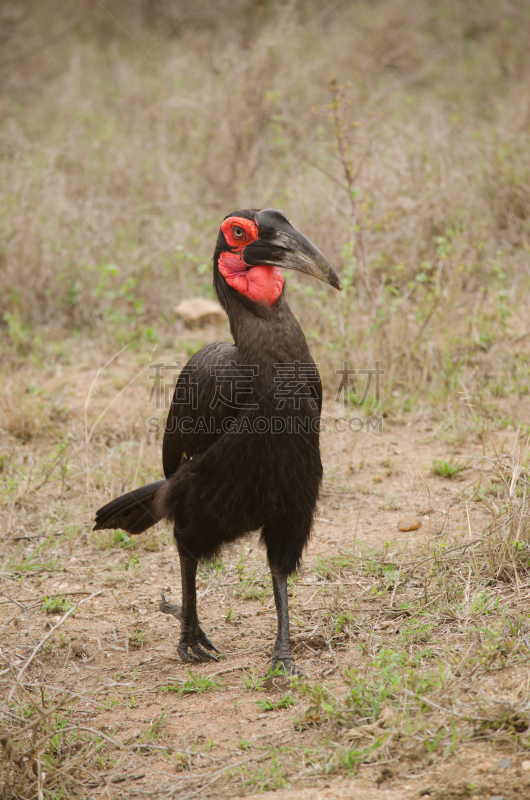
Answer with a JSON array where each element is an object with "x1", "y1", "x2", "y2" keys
[{"x1": 2, "y1": 352, "x2": 530, "y2": 799}]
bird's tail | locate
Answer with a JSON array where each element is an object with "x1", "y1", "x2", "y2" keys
[{"x1": 93, "y1": 479, "x2": 168, "y2": 534}]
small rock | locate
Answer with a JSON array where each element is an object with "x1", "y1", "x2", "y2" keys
[
  {"x1": 522, "y1": 759, "x2": 530, "y2": 770},
  {"x1": 397, "y1": 516, "x2": 422, "y2": 532},
  {"x1": 498, "y1": 757, "x2": 511, "y2": 769},
  {"x1": 175, "y1": 298, "x2": 226, "y2": 329},
  {"x1": 491, "y1": 796, "x2": 504, "y2": 800}
]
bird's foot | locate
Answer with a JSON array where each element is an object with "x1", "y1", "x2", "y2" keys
[
  {"x1": 178, "y1": 631, "x2": 220, "y2": 663},
  {"x1": 265, "y1": 656, "x2": 303, "y2": 678},
  {"x1": 197, "y1": 626, "x2": 220, "y2": 654},
  {"x1": 159, "y1": 592, "x2": 220, "y2": 663}
]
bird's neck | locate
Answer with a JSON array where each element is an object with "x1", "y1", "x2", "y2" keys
[
  {"x1": 237, "y1": 299, "x2": 309, "y2": 366},
  {"x1": 216, "y1": 275, "x2": 311, "y2": 368}
]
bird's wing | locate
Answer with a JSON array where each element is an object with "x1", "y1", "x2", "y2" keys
[{"x1": 162, "y1": 342, "x2": 252, "y2": 478}]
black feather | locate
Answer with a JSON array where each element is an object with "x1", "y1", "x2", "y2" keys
[
  {"x1": 93, "y1": 479, "x2": 167, "y2": 534},
  {"x1": 92, "y1": 207, "x2": 334, "y2": 671}
]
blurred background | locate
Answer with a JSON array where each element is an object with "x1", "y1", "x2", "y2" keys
[{"x1": 1, "y1": 0, "x2": 530, "y2": 420}]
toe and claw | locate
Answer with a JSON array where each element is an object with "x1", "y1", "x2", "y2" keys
[
  {"x1": 266, "y1": 647, "x2": 303, "y2": 678},
  {"x1": 178, "y1": 628, "x2": 219, "y2": 663},
  {"x1": 269, "y1": 659, "x2": 302, "y2": 677},
  {"x1": 159, "y1": 592, "x2": 219, "y2": 664},
  {"x1": 178, "y1": 639, "x2": 219, "y2": 663}
]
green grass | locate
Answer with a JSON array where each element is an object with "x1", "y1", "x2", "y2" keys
[
  {"x1": 256, "y1": 694, "x2": 296, "y2": 711},
  {"x1": 238, "y1": 748, "x2": 291, "y2": 793},
  {"x1": 10, "y1": 538, "x2": 57, "y2": 576},
  {"x1": 41, "y1": 594, "x2": 73, "y2": 615},
  {"x1": 159, "y1": 669, "x2": 224, "y2": 698},
  {"x1": 236, "y1": 572, "x2": 271, "y2": 604},
  {"x1": 199, "y1": 556, "x2": 224, "y2": 580},
  {"x1": 129, "y1": 628, "x2": 148, "y2": 649},
  {"x1": 137, "y1": 711, "x2": 167, "y2": 745},
  {"x1": 93, "y1": 529, "x2": 135, "y2": 550},
  {"x1": 257, "y1": 695, "x2": 296, "y2": 712},
  {"x1": 430, "y1": 459, "x2": 464, "y2": 479},
  {"x1": 244, "y1": 669, "x2": 266, "y2": 692}
]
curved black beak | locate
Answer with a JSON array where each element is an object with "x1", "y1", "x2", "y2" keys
[{"x1": 243, "y1": 208, "x2": 342, "y2": 291}]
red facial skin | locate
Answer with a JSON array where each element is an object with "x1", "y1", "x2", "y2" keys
[{"x1": 218, "y1": 216, "x2": 284, "y2": 306}]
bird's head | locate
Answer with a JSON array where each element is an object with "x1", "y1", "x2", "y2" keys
[{"x1": 214, "y1": 208, "x2": 342, "y2": 307}]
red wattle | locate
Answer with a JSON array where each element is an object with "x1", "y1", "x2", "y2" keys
[{"x1": 218, "y1": 251, "x2": 284, "y2": 306}]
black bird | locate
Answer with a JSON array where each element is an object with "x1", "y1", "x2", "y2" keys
[{"x1": 94, "y1": 209, "x2": 341, "y2": 674}]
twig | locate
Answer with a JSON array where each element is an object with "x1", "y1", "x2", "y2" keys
[
  {"x1": 0, "y1": 590, "x2": 37, "y2": 647},
  {"x1": 8, "y1": 590, "x2": 105, "y2": 701},
  {"x1": 329, "y1": 78, "x2": 374, "y2": 300}
]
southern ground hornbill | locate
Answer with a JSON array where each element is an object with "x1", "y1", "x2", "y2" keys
[{"x1": 94, "y1": 209, "x2": 341, "y2": 674}]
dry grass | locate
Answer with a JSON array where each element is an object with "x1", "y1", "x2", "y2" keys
[
  {"x1": 3, "y1": 420, "x2": 530, "y2": 798},
  {"x1": 2, "y1": 2, "x2": 530, "y2": 798},
  {"x1": 1, "y1": 1, "x2": 530, "y2": 420},
  {"x1": 0, "y1": 593, "x2": 144, "y2": 799}
]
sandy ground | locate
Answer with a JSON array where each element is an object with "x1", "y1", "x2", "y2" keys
[{"x1": 1, "y1": 354, "x2": 528, "y2": 798}]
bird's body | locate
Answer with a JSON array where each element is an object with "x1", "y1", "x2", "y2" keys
[
  {"x1": 160, "y1": 291, "x2": 322, "y2": 575},
  {"x1": 94, "y1": 209, "x2": 341, "y2": 673}
]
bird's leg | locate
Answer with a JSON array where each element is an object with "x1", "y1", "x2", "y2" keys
[
  {"x1": 268, "y1": 572, "x2": 302, "y2": 676},
  {"x1": 159, "y1": 547, "x2": 219, "y2": 663}
]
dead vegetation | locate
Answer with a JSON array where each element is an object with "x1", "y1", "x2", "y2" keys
[
  {"x1": 2, "y1": 1, "x2": 530, "y2": 798},
  {"x1": 2, "y1": 395, "x2": 530, "y2": 798},
  {"x1": 1, "y1": 1, "x2": 530, "y2": 416}
]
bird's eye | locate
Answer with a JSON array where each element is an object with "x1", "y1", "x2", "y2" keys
[{"x1": 232, "y1": 225, "x2": 245, "y2": 239}]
